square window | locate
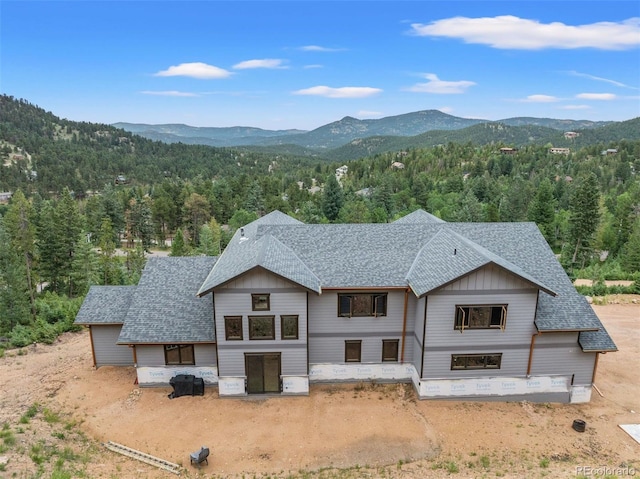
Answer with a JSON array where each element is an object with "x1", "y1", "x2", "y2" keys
[
  {"x1": 345, "y1": 340, "x2": 362, "y2": 362},
  {"x1": 252, "y1": 294, "x2": 270, "y2": 311},
  {"x1": 224, "y1": 316, "x2": 243, "y2": 340},
  {"x1": 248, "y1": 316, "x2": 275, "y2": 340},
  {"x1": 164, "y1": 344, "x2": 195, "y2": 365},
  {"x1": 281, "y1": 315, "x2": 299, "y2": 340},
  {"x1": 382, "y1": 339, "x2": 399, "y2": 362}
]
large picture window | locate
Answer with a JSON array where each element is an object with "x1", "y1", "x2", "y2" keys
[
  {"x1": 451, "y1": 353, "x2": 502, "y2": 370},
  {"x1": 345, "y1": 340, "x2": 362, "y2": 362},
  {"x1": 252, "y1": 294, "x2": 270, "y2": 311},
  {"x1": 224, "y1": 316, "x2": 243, "y2": 340},
  {"x1": 338, "y1": 293, "x2": 387, "y2": 317},
  {"x1": 248, "y1": 316, "x2": 275, "y2": 340},
  {"x1": 382, "y1": 339, "x2": 399, "y2": 362},
  {"x1": 164, "y1": 344, "x2": 195, "y2": 365},
  {"x1": 455, "y1": 305, "x2": 507, "y2": 331},
  {"x1": 281, "y1": 315, "x2": 299, "y2": 340}
]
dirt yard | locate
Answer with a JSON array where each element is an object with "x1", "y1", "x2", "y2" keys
[{"x1": 0, "y1": 297, "x2": 638, "y2": 479}]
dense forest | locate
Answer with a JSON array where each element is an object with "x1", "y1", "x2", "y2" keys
[{"x1": 0, "y1": 95, "x2": 639, "y2": 349}]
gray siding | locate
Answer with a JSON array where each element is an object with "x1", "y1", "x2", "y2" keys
[
  {"x1": 308, "y1": 290, "x2": 407, "y2": 364},
  {"x1": 530, "y1": 332, "x2": 596, "y2": 385},
  {"x1": 135, "y1": 344, "x2": 217, "y2": 367},
  {"x1": 214, "y1": 269, "x2": 308, "y2": 377},
  {"x1": 422, "y1": 266, "x2": 539, "y2": 379},
  {"x1": 91, "y1": 325, "x2": 134, "y2": 367},
  {"x1": 412, "y1": 297, "x2": 426, "y2": 374}
]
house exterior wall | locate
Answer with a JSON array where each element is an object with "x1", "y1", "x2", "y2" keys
[
  {"x1": 530, "y1": 332, "x2": 596, "y2": 385},
  {"x1": 213, "y1": 268, "x2": 309, "y2": 395},
  {"x1": 134, "y1": 343, "x2": 218, "y2": 386},
  {"x1": 91, "y1": 325, "x2": 134, "y2": 367}
]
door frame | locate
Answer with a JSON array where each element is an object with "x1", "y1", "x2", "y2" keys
[{"x1": 244, "y1": 352, "x2": 282, "y2": 394}]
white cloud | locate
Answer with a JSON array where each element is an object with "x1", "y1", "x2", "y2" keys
[
  {"x1": 559, "y1": 105, "x2": 591, "y2": 110},
  {"x1": 299, "y1": 45, "x2": 344, "y2": 52},
  {"x1": 439, "y1": 106, "x2": 454, "y2": 114},
  {"x1": 576, "y1": 93, "x2": 617, "y2": 100},
  {"x1": 565, "y1": 71, "x2": 633, "y2": 88},
  {"x1": 520, "y1": 94, "x2": 560, "y2": 103},
  {"x1": 140, "y1": 90, "x2": 198, "y2": 97},
  {"x1": 303, "y1": 64, "x2": 324, "y2": 69},
  {"x1": 406, "y1": 73, "x2": 475, "y2": 94},
  {"x1": 410, "y1": 16, "x2": 640, "y2": 50},
  {"x1": 154, "y1": 62, "x2": 232, "y2": 79},
  {"x1": 233, "y1": 59, "x2": 287, "y2": 70},
  {"x1": 292, "y1": 86, "x2": 382, "y2": 98}
]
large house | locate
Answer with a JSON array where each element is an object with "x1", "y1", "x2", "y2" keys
[{"x1": 75, "y1": 210, "x2": 616, "y2": 403}]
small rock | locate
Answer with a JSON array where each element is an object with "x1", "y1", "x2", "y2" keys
[{"x1": 584, "y1": 296, "x2": 593, "y2": 304}]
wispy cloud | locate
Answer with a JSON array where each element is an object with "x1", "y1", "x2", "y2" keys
[
  {"x1": 154, "y1": 62, "x2": 232, "y2": 79},
  {"x1": 410, "y1": 16, "x2": 640, "y2": 50},
  {"x1": 576, "y1": 93, "x2": 617, "y2": 100},
  {"x1": 357, "y1": 110, "x2": 383, "y2": 118},
  {"x1": 566, "y1": 71, "x2": 637, "y2": 89},
  {"x1": 299, "y1": 45, "x2": 344, "y2": 52},
  {"x1": 140, "y1": 90, "x2": 199, "y2": 97},
  {"x1": 519, "y1": 94, "x2": 560, "y2": 103},
  {"x1": 303, "y1": 64, "x2": 324, "y2": 69},
  {"x1": 439, "y1": 106, "x2": 454, "y2": 114},
  {"x1": 233, "y1": 59, "x2": 288, "y2": 70},
  {"x1": 405, "y1": 73, "x2": 475, "y2": 94},
  {"x1": 292, "y1": 86, "x2": 382, "y2": 98}
]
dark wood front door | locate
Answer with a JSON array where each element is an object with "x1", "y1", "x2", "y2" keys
[{"x1": 245, "y1": 353, "x2": 281, "y2": 394}]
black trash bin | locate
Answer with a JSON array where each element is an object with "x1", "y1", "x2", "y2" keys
[{"x1": 169, "y1": 374, "x2": 195, "y2": 397}]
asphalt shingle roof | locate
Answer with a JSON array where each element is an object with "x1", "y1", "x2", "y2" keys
[
  {"x1": 118, "y1": 256, "x2": 217, "y2": 344},
  {"x1": 393, "y1": 209, "x2": 445, "y2": 224},
  {"x1": 74, "y1": 286, "x2": 136, "y2": 325}
]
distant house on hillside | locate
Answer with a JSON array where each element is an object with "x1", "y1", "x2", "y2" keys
[
  {"x1": 0, "y1": 191, "x2": 13, "y2": 203},
  {"x1": 602, "y1": 149, "x2": 618, "y2": 156},
  {"x1": 499, "y1": 147, "x2": 517, "y2": 155},
  {"x1": 76, "y1": 210, "x2": 616, "y2": 403},
  {"x1": 564, "y1": 132, "x2": 579, "y2": 139},
  {"x1": 549, "y1": 147, "x2": 571, "y2": 155}
]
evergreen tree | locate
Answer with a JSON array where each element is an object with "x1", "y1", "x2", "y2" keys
[
  {"x1": 321, "y1": 175, "x2": 343, "y2": 222},
  {"x1": 0, "y1": 219, "x2": 31, "y2": 333},
  {"x1": 567, "y1": 173, "x2": 601, "y2": 265},
  {"x1": 170, "y1": 228, "x2": 188, "y2": 256},
  {"x1": 97, "y1": 218, "x2": 120, "y2": 285},
  {"x1": 69, "y1": 234, "x2": 99, "y2": 297},
  {"x1": 620, "y1": 217, "x2": 640, "y2": 273},
  {"x1": 527, "y1": 178, "x2": 556, "y2": 242},
  {"x1": 183, "y1": 193, "x2": 210, "y2": 246}
]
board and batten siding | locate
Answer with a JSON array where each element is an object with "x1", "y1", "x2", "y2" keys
[
  {"x1": 91, "y1": 325, "x2": 134, "y2": 367},
  {"x1": 530, "y1": 332, "x2": 596, "y2": 385},
  {"x1": 422, "y1": 265, "x2": 539, "y2": 379},
  {"x1": 135, "y1": 344, "x2": 217, "y2": 367},
  {"x1": 412, "y1": 297, "x2": 426, "y2": 374},
  {"x1": 213, "y1": 269, "x2": 308, "y2": 377},
  {"x1": 308, "y1": 290, "x2": 408, "y2": 364}
]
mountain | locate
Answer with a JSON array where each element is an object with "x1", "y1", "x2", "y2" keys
[
  {"x1": 112, "y1": 122, "x2": 306, "y2": 147},
  {"x1": 115, "y1": 111, "x2": 614, "y2": 151}
]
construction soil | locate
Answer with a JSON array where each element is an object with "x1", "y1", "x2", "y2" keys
[{"x1": 0, "y1": 296, "x2": 638, "y2": 479}]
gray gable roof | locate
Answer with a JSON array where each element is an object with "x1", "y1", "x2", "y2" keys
[
  {"x1": 75, "y1": 285, "x2": 136, "y2": 325},
  {"x1": 393, "y1": 209, "x2": 445, "y2": 224},
  {"x1": 118, "y1": 256, "x2": 217, "y2": 344}
]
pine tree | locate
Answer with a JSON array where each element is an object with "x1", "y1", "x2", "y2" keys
[
  {"x1": 322, "y1": 175, "x2": 343, "y2": 222},
  {"x1": 69, "y1": 234, "x2": 99, "y2": 297},
  {"x1": 620, "y1": 217, "x2": 640, "y2": 273},
  {"x1": 567, "y1": 173, "x2": 601, "y2": 265},
  {"x1": 527, "y1": 178, "x2": 556, "y2": 242},
  {"x1": 170, "y1": 228, "x2": 188, "y2": 256},
  {"x1": 0, "y1": 219, "x2": 31, "y2": 333}
]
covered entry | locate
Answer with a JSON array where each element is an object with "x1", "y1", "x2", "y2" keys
[{"x1": 245, "y1": 353, "x2": 281, "y2": 394}]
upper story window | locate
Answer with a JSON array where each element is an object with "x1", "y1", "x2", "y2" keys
[
  {"x1": 248, "y1": 316, "x2": 275, "y2": 340},
  {"x1": 164, "y1": 344, "x2": 195, "y2": 365},
  {"x1": 224, "y1": 316, "x2": 243, "y2": 341},
  {"x1": 338, "y1": 293, "x2": 387, "y2": 317},
  {"x1": 281, "y1": 315, "x2": 299, "y2": 340},
  {"x1": 455, "y1": 305, "x2": 507, "y2": 331},
  {"x1": 252, "y1": 294, "x2": 270, "y2": 311}
]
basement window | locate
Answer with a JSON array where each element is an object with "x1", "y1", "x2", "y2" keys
[
  {"x1": 382, "y1": 339, "x2": 399, "y2": 362},
  {"x1": 451, "y1": 353, "x2": 502, "y2": 370},
  {"x1": 345, "y1": 340, "x2": 362, "y2": 362},
  {"x1": 164, "y1": 344, "x2": 195, "y2": 365}
]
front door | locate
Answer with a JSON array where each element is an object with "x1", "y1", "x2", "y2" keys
[{"x1": 245, "y1": 353, "x2": 281, "y2": 394}]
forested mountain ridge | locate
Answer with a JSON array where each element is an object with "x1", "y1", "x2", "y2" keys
[{"x1": 114, "y1": 109, "x2": 615, "y2": 150}]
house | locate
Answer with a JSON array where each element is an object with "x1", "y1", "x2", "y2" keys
[
  {"x1": 564, "y1": 132, "x2": 579, "y2": 139},
  {"x1": 75, "y1": 210, "x2": 616, "y2": 403},
  {"x1": 549, "y1": 147, "x2": 571, "y2": 155},
  {"x1": 499, "y1": 147, "x2": 517, "y2": 155}
]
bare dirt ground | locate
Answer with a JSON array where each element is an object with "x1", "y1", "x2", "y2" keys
[{"x1": 0, "y1": 296, "x2": 638, "y2": 479}]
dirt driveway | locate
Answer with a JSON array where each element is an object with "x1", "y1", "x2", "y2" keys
[{"x1": 0, "y1": 298, "x2": 638, "y2": 478}]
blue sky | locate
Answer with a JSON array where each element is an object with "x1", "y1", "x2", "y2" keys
[{"x1": 2, "y1": 1, "x2": 639, "y2": 130}]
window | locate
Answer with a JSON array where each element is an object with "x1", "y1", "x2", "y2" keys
[
  {"x1": 455, "y1": 305, "x2": 507, "y2": 331},
  {"x1": 164, "y1": 344, "x2": 195, "y2": 365},
  {"x1": 382, "y1": 339, "x2": 399, "y2": 362},
  {"x1": 248, "y1": 316, "x2": 275, "y2": 340},
  {"x1": 345, "y1": 340, "x2": 362, "y2": 362},
  {"x1": 252, "y1": 294, "x2": 270, "y2": 311},
  {"x1": 224, "y1": 316, "x2": 243, "y2": 340},
  {"x1": 451, "y1": 354, "x2": 502, "y2": 370},
  {"x1": 338, "y1": 293, "x2": 387, "y2": 317},
  {"x1": 281, "y1": 315, "x2": 299, "y2": 340}
]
